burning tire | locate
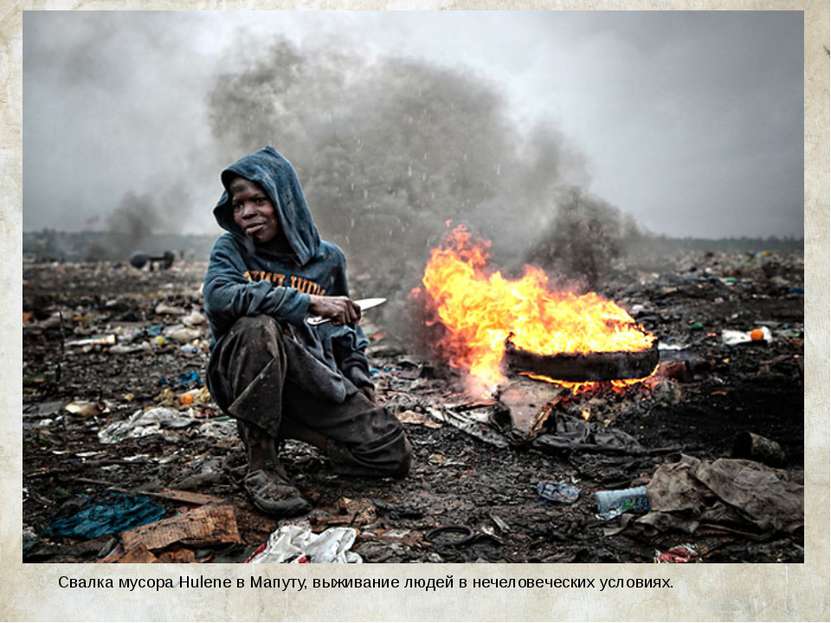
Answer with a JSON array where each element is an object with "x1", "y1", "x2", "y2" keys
[{"x1": 504, "y1": 338, "x2": 659, "y2": 382}]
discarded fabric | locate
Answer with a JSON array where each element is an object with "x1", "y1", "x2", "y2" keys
[
  {"x1": 48, "y1": 493, "x2": 166, "y2": 539},
  {"x1": 640, "y1": 455, "x2": 803, "y2": 535},
  {"x1": 532, "y1": 414, "x2": 645, "y2": 455}
]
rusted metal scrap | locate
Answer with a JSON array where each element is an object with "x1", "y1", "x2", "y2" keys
[{"x1": 504, "y1": 339, "x2": 659, "y2": 382}]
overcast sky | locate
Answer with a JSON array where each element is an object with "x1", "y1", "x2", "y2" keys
[{"x1": 23, "y1": 11, "x2": 803, "y2": 238}]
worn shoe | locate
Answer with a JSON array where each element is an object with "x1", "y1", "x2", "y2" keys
[{"x1": 243, "y1": 468, "x2": 311, "y2": 517}]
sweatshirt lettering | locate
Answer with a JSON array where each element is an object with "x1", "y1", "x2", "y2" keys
[{"x1": 243, "y1": 270, "x2": 325, "y2": 295}]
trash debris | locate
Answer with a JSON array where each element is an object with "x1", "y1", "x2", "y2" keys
[
  {"x1": 24, "y1": 400, "x2": 65, "y2": 418},
  {"x1": 154, "y1": 302, "x2": 185, "y2": 315},
  {"x1": 310, "y1": 497, "x2": 377, "y2": 529},
  {"x1": 48, "y1": 493, "x2": 166, "y2": 539},
  {"x1": 594, "y1": 485, "x2": 650, "y2": 520},
  {"x1": 65, "y1": 335, "x2": 116, "y2": 348},
  {"x1": 532, "y1": 414, "x2": 649, "y2": 455},
  {"x1": 639, "y1": 455, "x2": 803, "y2": 535},
  {"x1": 97, "y1": 407, "x2": 195, "y2": 444},
  {"x1": 181, "y1": 310, "x2": 207, "y2": 326},
  {"x1": 157, "y1": 548, "x2": 198, "y2": 563},
  {"x1": 198, "y1": 416, "x2": 238, "y2": 439},
  {"x1": 163, "y1": 325, "x2": 202, "y2": 343},
  {"x1": 178, "y1": 387, "x2": 212, "y2": 406},
  {"x1": 426, "y1": 406, "x2": 509, "y2": 449},
  {"x1": 101, "y1": 543, "x2": 160, "y2": 563},
  {"x1": 721, "y1": 326, "x2": 772, "y2": 346},
  {"x1": 536, "y1": 481, "x2": 580, "y2": 504},
  {"x1": 64, "y1": 400, "x2": 103, "y2": 417},
  {"x1": 248, "y1": 526, "x2": 362, "y2": 564},
  {"x1": 425, "y1": 525, "x2": 475, "y2": 547},
  {"x1": 22, "y1": 244, "x2": 805, "y2": 564},
  {"x1": 160, "y1": 370, "x2": 202, "y2": 389},
  {"x1": 489, "y1": 513, "x2": 510, "y2": 533},
  {"x1": 396, "y1": 409, "x2": 443, "y2": 429},
  {"x1": 120, "y1": 504, "x2": 241, "y2": 552},
  {"x1": 732, "y1": 431, "x2": 786, "y2": 467},
  {"x1": 654, "y1": 543, "x2": 698, "y2": 563},
  {"x1": 110, "y1": 342, "x2": 151, "y2": 354}
]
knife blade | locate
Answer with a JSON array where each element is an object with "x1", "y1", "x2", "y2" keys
[{"x1": 306, "y1": 297, "x2": 387, "y2": 326}]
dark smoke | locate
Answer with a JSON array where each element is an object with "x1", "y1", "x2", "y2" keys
[
  {"x1": 207, "y1": 37, "x2": 596, "y2": 274},
  {"x1": 526, "y1": 187, "x2": 644, "y2": 289},
  {"x1": 107, "y1": 192, "x2": 161, "y2": 245},
  {"x1": 83, "y1": 187, "x2": 191, "y2": 261},
  {"x1": 23, "y1": 12, "x2": 224, "y2": 243}
]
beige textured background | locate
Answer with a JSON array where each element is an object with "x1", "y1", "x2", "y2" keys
[{"x1": 1, "y1": 2, "x2": 827, "y2": 621}]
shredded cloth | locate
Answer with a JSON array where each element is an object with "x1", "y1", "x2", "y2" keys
[{"x1": 639, "y1": 454, "x2": 803, "y2": 536}]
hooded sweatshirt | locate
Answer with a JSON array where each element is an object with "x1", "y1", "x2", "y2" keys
[{"x1": 203, "y1": 146, "x2": 372, "y2": 401}]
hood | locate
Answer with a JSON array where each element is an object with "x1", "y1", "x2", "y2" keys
[{"x1": 214, "y1": 146, "x2": 321, "y2": 266}]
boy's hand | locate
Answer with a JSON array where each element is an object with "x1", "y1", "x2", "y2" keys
[{"x1": 308, "y1": 295, "x2": 362, "y2": 325}]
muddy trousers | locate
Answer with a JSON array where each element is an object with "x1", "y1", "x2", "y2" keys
[{"x1": 206, "y1": 315, "x2": 411, "y2": 478}]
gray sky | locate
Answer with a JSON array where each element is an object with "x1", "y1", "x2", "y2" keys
[{"x1": 23, "y1": 11, "x2": 803, "y2": 238}]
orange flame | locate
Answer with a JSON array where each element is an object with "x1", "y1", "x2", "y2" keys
[{"x1": 420, "y1": 225, "x2": 655, "y2": 393}]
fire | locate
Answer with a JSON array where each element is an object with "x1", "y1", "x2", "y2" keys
[{"x1": 419, "y1": 225, "x2": 655, "y2": 393}]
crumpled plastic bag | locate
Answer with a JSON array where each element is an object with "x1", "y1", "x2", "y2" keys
[
  {"x1": 722, "y1": 327, "x2": 772, "y2": 346},
  {"x1": 97, "y1": 407, "x2": 194, "y2": 444},
  {"x1": 248, "y1": 526, "x2": 362, "y2": 564}
]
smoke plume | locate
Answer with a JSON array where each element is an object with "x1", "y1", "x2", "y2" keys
[{"x1": 207, "y1": 37, "x2": 599, "y2": 275}]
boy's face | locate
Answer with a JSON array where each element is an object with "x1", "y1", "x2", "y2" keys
[{"x1": 230, "y1": 177, "x2": 280, "y2": 244}]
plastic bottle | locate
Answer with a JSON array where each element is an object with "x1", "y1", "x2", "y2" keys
[{"x1": 594, "y1": 485, "x2": 650, "y2": 519}]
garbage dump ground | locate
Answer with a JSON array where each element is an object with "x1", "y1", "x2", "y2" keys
[{"x1": 22, "y1": 246, "x2": 804, "y2": 563}]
